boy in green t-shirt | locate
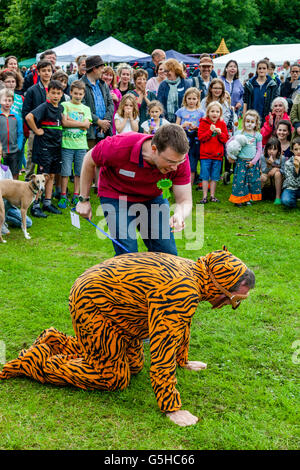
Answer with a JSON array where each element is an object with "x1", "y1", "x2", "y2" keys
[{"x1": 58, "y1": 80, "x2": 92, "y2": 208}]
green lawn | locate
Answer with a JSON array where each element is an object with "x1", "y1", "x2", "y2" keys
[{"x1": 0, "y1": 181, "x2": 299, "y2": 450}]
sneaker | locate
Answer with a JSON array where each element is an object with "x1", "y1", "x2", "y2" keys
[
  {"x1": 42, "y1": 203, "x2": 62, "y2": 215},
  {"x1": 71, "y1": 195, "x2": 79, "y2": 206},
  {"x1": 1, "y1": 222, "x2": 10, "y2": 235},
  {"x1": 58, "y1": 196, "x2": 70, "y2": 209},
  {"x1": 274, "y1": 198, "x2": 281, "y2": 205},
  {"x1": 30, "y1": 206, "x2": 48, "y2": 218},
  {"x1": 245, "y1": 201, "x2": 252, "y2": 206},
  {"x1": 235, "y1": 203, "x2": 243, "y2": 208}
]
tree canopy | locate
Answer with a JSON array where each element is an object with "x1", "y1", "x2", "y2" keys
[{"x1": 0, "y1": 0, "x2": 299, "y2": 59}]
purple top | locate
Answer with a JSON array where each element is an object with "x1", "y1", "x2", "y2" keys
[
  {"x1": 110, "y1": 86, "x2": 123, "y2": 135},
  {"x1": 221, "y1": 77, "x2": 244, "y2": 108}
]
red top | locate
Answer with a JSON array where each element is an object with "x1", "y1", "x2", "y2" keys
[
  {"x1": 198, "y1": 117, "x2": 229, "y2": 160},
  {"x1": 91, "y1": 132, "x2": 191, "y2": 202},
  {"x1": 260, "y1": 112, "x2": 291, "y2": 146}
]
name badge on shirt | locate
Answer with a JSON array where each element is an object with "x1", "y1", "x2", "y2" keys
[{"x1": 119, "y1": 169, "x2": 136, "y2": 178}]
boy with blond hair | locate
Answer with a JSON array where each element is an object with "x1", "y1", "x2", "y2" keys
[
  {"x1": 58, "y1": 80, "x2": 92, "y2": 208},
  {"x1": 0, "y1": 88, "x2": 23, "y2": 179}
]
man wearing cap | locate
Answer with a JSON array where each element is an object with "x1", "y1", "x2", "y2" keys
[
  {"x1": 191, "y1": 54, "x2": 217, "y2": 97},
  {"x1": 81, "y1": 55, "x2": 114, "y2": 149},
  {"x1": 76, "y1": 123, "x2": 192, "y2": 256},
  {"x1": 0, "y1": 247, "x2": 255, "y2": 427}
]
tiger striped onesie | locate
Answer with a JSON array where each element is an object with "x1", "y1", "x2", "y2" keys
[{"x1": 0, "y1": 249, "x2": 247, "y2": 413}]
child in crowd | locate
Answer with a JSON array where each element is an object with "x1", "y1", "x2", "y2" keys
[
  {"x1": 275, "y1": 119, "x2": 293, "y2": 161},
  {"x1": 141, "y1": 100, "x2": 169, "y2": 134},
  {"x1": 228, "y1": 110, "x2": 262, "y2": 207},
  {"x1": 1, "y1": 70, "x2": 26, "y2": 172},
  {"x1": 25, "y1": 80, "x2": 64, "y2": 217},
  {"x1": 52, "y1": 70, "x2": 70, "y2": 102},
  {"x1": 0, "y1": 88, "x2": 23, "y2": 180},
  {"x1": 175, "y1": 87, "x2": 204, "y2": 184},
  {"x1": 197, "y1": 101, "x2": 229, "y2": 203},
  {"x1": 281, "y1": 137, "x2": 300, "y2": 208},
  {"x1": 260, "y1": 137, "x2": 285, "y2": 204},
  {"x1": 22, "y1": 60, "x2": 53, "y2": 183},
  {"x1": 114, "y1": 94, "x2": 139, "y2": 134},
  {"x1": 58, "y1": 80, "x2": 92, "y2": 209},
  {"x1": 222, "y1": 91, "x2": 239, "y2": 184}
]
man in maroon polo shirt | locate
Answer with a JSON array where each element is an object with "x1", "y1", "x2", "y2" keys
[{"x1": 76, "y1": 124, "x2": 192, "y2": 255}]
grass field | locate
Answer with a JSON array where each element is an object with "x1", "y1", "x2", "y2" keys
[{"x1": 0, "y1": 181, "x2": 299, "y2": 450}]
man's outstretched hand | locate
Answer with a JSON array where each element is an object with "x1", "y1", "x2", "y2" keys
[
  {"x1": 184, "y1": 361, "x2": 207, "y2": 371},
  {"x1": 166, "y1": 410, "x2": 198, "y2": 427}
]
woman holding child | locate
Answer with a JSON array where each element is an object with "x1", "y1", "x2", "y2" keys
[
  {"x1": 157, "y1": 59, "x2": 191, "y2": 123},
  {"x1": 128, "y1": 69, "x2": 156, "y2": 131},
  {"x1": 220, "y1": 60, "x2": 244, "y2": 113},
  {"x1": 102, "y1": 66, "x2": 122, "y2": 135}
]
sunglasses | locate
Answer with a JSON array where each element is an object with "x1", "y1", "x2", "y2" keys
[{"x1": 206, "y1": 264, "x2": 249, "y2": 309}]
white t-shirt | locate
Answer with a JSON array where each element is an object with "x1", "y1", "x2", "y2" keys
[
  {"x1": 141, "y1": 117, "x2": 169, "y2": 133},
  {"x1": 114, "y1": 113, "x2": 139, "y2": 134}
]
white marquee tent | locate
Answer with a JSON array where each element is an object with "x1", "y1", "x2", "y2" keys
[
  {"x1": 36, "y1": 38, "x2": 90, "y2": 63},
  {"x1": 56, "y1": 36, "x2": 149, "y2": 63},
  {"x1": 213, "y1": 44, "x2": 300, "y2": 80}
]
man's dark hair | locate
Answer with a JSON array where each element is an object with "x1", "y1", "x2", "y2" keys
[
  {"x1": 152, "y1": 124, "x2": 189, "y2": 155},
  {"x1": 40, "y1": 50, "x2": 57, "y2": 60},
  {"x1": 229, "y1": 268, "x2": 255, "y2": 292},
  {"x1": 48, "y1": 79, "x2": 64, "y2": 92},
  {"x1": 37, "y1": 60, "x2": 52, "y2": 71}
]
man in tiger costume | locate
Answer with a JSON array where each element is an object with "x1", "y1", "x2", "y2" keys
[{"x1": 0, "y1": 247, "x2": 255, "y2": 427}]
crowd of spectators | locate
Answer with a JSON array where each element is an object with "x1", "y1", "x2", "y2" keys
[{"x1": 0, "y1": 48, "x2": 299, "y2": 239}]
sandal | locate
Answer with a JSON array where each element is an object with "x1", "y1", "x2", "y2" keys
[
  {"x1": 210, "y1": 197, "x2": 220, "y2": 203},
  {"x1": 200, "y1": 197, "x2": 208, "y2": 204}
]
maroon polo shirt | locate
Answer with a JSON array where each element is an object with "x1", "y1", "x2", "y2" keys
[{"x1": 91, "y1": 132, "x2": 191, "y2": 202}]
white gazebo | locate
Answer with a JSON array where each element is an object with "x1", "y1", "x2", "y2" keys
[
  {"x1": 213, "y1": 44, "x2": 300, "y2": 80},
  {"x1": 36, "y1": 38, "x2": 90, "y2": 63},
  {"x1": 57, "y1": 36, "x2": 149, "y2": 63}
]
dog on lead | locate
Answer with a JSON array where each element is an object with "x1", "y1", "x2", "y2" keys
[{"x1": 0, "y1": 174, "x2": 48, "y2": 243}]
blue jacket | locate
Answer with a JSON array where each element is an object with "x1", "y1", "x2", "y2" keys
[
  {"x1": 243, "y1": 75, "x2": 279, "y2": 123},
  {"x1": 157, "y1": 78, "x2": 191, "y2": 122},
  {"x1": 0, "y1": 110, "x2": 23, "y2": 154}
]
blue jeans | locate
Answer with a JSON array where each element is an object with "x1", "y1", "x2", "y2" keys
[
  {"x1": 100, "y1": 195, "x2": 177, "y2": 256},
  {"x1": 6, "y1": 205, "x2": 32, "y2": 228},
  {"x1": 61, "y1": 148, "x2": 87, "y2": 176},
  {"x1": 281, "y1": 188, "x2": 300, "y2": 208}
]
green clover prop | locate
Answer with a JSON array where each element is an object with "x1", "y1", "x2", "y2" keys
[{"x1": 157, "y1": 178, "x2": 173, "y2": 199}]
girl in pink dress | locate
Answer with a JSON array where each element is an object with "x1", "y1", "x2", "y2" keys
[{"x1": 102, "y1": 66, "x2": 122, "y2": 135}]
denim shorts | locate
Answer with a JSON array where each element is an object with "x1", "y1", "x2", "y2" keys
[
  {"x1": 200, "y1": 159, "x2": 222, "y2": 181},
  {"x1": 61, "y1": 148, "x2": 87, "y2": 176},
  {"x1": 187, "y1": 134, "x2": 200, "y2": 173}
]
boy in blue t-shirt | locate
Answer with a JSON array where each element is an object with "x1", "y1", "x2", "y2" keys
[{"x1": 25, "y1": 80, "x2": 64, "y2": 217}]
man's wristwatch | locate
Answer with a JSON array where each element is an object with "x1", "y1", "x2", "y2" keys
[{"x1": 78, "y1": 196, "x2": 90, "y2": 202}]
